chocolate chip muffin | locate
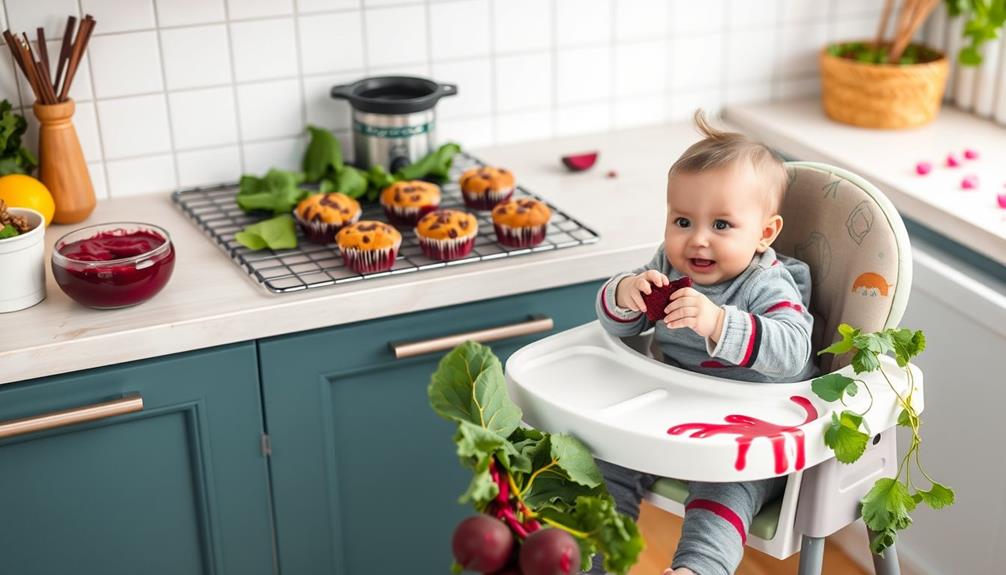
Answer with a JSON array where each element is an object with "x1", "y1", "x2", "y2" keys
[
  {"x1": 459, "y1": 166, "x2": 515, "y2": 210},
  {"x1": 335, "y1": 220, "x2": 402, "y2": 274},
  {"x1": 379, "y1": 180, "x2": 442, "y2": 226},
  {"x1": 293, "y1": 192, "x2": 362, "y2": 243},
  {"x1": 414, "y1": 209, "x2": 479, "y2": 261},
  {"x1": 491, "y1": 198, "x2": 551, "y2": 248}
]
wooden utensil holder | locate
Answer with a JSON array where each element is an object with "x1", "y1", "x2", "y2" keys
[{"x1": 33, "y1": 99, "x2": 95, "y2": 224}]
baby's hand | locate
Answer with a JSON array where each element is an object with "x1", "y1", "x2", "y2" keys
[
  {"x1": 615, "y1": 270, "x2": 669, "y2": 313},
  {"x1": 664, "y1": 287, "x2": 725, "y2": 339}
]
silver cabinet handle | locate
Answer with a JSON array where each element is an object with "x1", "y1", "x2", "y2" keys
[
  {"x1": 390, "y1": 315, "x2": 554, "y2": 359},
  {"x1": 0, "y1": 394, "x2": 143, "y2": 439}
]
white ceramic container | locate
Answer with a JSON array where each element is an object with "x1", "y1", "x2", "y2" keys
[{"x1": 0, "y1": 208, "x2": 46, "y2": 313}]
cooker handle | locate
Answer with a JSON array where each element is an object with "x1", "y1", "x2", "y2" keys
[
  {"x1": 330, "y1": 83, "x2": 353, "y2": 101},
  {"x1": 437, "y1": 83, "x2": 458, "y2": 99}
]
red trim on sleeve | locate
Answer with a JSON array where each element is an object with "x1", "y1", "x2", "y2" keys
[
  {"x1": 739, "y1": 313, "x2": 757, "y2": 366},
  {"x1": 599, "y1": 280, "x2": 639, "y2": 323},
  {"x1": 686, "y1": 499, "x2": 747, "y2": 544},
  {"x1": 700, "y1": 360, "x2": 729, "y2": 368},
  {"x1": 764, "y1": 301, "x2": 804, "y2": 314},
  {"x1": 771, "y1": 259, "x2": 780, "y2": 266}
]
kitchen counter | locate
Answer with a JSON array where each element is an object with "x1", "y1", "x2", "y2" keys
[
  {"x1": 1, "y1": 124, "x2": 698, "y2": 384},
  {"x1": 725, "y1": 98, "x2": 1006, "y2": 269}
]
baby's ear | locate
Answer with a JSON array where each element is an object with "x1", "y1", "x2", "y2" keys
[{"x1": 757, "y1": 214, "x2": 784, "y2": 253}]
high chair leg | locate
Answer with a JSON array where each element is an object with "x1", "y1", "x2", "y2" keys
[
  {"x1": 797, "y1": 535, "x2": 824, "y2": 575},
  {"x1": 867, "y1": 529, "x2": 901, "y2": 575}
]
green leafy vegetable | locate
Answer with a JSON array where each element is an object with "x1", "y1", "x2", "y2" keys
[
  {"x1": 429, "y1": 341, "x2": 644, "y2": 574},
  {"x1": 236, "y1": 169, "x2": 309, "y2": 214},
  {"x1": 335, "y1": 165, "x2": 369, "y2": 199},
  {"x1": 0, "y1": 100, "x2": 37, "y2": 176},
  {"x1": 397, "y1": 142, "x2": 461, "y2": 180},
  {"x1": 813, "y1": 324, "x2": 954, "y2": 555},
  {"x1": 946, "y1": 0, "x2": 1006, "y2": 66},
  {"x1": 0, "y1": 223, "x2": 20, "y2": 239},
  {"x1": 235, "y1": 214, "x2": 298, "y2": 251},
  {"x1": 302, "y1": 125, "x2": 343, "y2": 182}
]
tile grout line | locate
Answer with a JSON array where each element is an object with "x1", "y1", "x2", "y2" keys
[
  {"x1": 150, "y1": 1, "x2": 181, "y2": 193},
  {"x1": 221, "y1": 1, "x2": 248, "y2": 175},
  {"x1": 73, "y1": 0, "x2": 112, "y2": 199}
]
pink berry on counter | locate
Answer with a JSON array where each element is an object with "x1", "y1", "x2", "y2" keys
[
  {"x1": 946, "y1": 154, "x2": 961, "y2": 167},
  {"x1": 997, "y1": 193, "x2": 1006, "y2": 209},
  {"x1": 961, "y1": 174, "x2": 979, "y2": 189},
  {"x1": 915, "y1": 161, "x2": 932, "y2": 175},
  {"x1": 964, "y1": 148, "x2": 980, "y2": 160}
]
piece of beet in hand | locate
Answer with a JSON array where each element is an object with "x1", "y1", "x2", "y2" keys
[{"x1": 641, "y1": 276, "x2": 692, "y2": 322}]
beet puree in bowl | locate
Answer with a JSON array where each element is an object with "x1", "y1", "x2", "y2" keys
[{"x1": 51, "y1": 223, "x2": 175, "y2": 309}]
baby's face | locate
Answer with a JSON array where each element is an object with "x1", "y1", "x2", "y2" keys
[{"x1": 664, "y1": 162, "x2": 777, "y2": 285}]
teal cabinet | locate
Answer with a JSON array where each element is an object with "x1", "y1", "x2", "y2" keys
[
  {"x1": 260, "y1": 281, "x2": 603, "y2": 575},
  {"x1": 0, "y1": 343, "x2": 274, "y2": 575}
]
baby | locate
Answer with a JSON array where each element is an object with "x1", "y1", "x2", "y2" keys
[{"x1": 587, "y1": 111, "x2": 818, "y2": 575}]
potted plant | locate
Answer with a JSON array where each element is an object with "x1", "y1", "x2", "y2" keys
[{"x1": 820, "y1": 0, "x2": 1006, "y2": 129}]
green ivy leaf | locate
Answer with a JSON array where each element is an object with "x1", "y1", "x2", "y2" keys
[
  {"x1": 853, "y1": 332, "x2": 895, "y2": 355},
  {"x1": 811, "y1": 373, "x2": 858, "y2": 402},
  {"x1": 819, "y1": 323, "x2": 858, "y2": 356},
  {"x1": 916, "y1": 482, "x2": 955, "y2": 510},
  {"x1": 862, "y1": 478, "x2": 916, "y2": 539},
  {"x1": 824, "y1": 411, "x2": 869, "y2": 463},
  {"x1": 870, "y1": 528, "x2": 898, "y2": 556},
  {"x1": 428, "y1": 341, "x2": 522, "y2": 438},
  {"x1": 851, "y1": 348, "x2": 881, "y2": 374}
]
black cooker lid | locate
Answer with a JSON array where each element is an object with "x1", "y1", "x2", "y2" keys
[{"x1": 330, "y1": 76, "x2": 458, "y2": 115}]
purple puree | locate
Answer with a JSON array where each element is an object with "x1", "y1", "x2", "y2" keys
[{"x1": 54, "y1": 228, "x2": 174, "y2": 309}]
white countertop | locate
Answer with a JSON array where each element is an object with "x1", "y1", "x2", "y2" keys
[
  {"x1": 726, "y1": 98, "x2": 1006, "y2": 267},
  {"x1": 2, "y1": 124, "x2": 698, "y2": 384}
]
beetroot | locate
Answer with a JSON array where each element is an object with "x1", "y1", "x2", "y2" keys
[
  {"x1": 641, "y1": 276, "x2": 692, "y2": 321},
  {"x1": 452, "y1": 515, "x2": 514, "y2": 573},
  {"x1": 519, "y1": 528, "x2": 581, "y2": 575},
  {"x1": 561, "y1": 152, "x2": 598, "y2": 172}
]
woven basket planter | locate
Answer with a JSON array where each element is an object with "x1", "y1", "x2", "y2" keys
[{"x1": 820, "y1": 43, "x2": 949, "y2": 129}]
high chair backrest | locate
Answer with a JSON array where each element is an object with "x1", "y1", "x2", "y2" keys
[{"x1": 773, "y1": 162, "x2": 913, "y2": 373}]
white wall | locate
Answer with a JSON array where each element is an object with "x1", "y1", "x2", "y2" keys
[{"x1": 0, "y1": 0, "x2": 881, "y2": 199}]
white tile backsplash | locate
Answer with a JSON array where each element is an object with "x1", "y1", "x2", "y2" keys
[
  {"x1": 298, "y1": 12, "x2": 365, "y2": 74},
  {"x1": 81, "y1": 0, "x2": 156, "y2": 34},
  {"x1": 492, "y1": 0, "x2": 550, "y2": 54},
  {"x1": 557, "y1": 46, "x2": 611, "y2": 105},
  {"x1": 364, "y1": 4, "x2": 427, "y2": 67},
  {"x1": 176, "y1": 145, "x2": 242, "y2": 187},
  {"x1": 237, "y1": 79, "x2": 303, "y2": 141},
  {"x1": 431, "y1": 58, "x2": 492, "y2": 119},
  {"x1": 0, "y1": 0, "x2": 882, "y2": 198},
  {"x1": 16, "y1": 40, "x2": 93, "y2": 102},
  {"x1": 87, "y1": 161, "x2": 108, "y2": 199},
  {"x1": 88, "y1": 32, "x2": 164, "y2": 98},
  {"x1": 229, "y1": 18, "x2": 298, "y2": 82},
  {"x1": 169, "y1": 86, "x2": 238, "y2": 149},
  {"x1": 160, "y1": 25, "x2": 232, "y2": 90},
  {"x1": 430, "y1": 0, "x2": 489, "y2": 60},
  {"x1": 155, "y1": 0, "x2": 226, "y2": 27},
  {"x1": 97, "y1": 94, "x2": 172, "y2": 159},
  {"x1": 106, "y1": 154, "x2": 176, "y2": 196},
  {"x1": 494, "y1": 52, "x2": 551, "y2": 113},
  {"x1": 555, "y1": 0, "x2": 610, "y2": 49}
]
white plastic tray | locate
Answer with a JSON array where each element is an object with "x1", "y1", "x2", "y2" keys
[{"x1": 505, "y1": 321, "x2": 923, "y2": 482}]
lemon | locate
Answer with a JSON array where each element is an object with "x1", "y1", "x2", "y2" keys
[{"x1": 0, "y1": 174, "x2": 55, "y2": 225}]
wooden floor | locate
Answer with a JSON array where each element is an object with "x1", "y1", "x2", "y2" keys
[{"x1": 628, "y1": 502, "x2": 868, "y2": 575}]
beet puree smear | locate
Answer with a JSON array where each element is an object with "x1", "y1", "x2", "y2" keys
[{"x1": 52, "y1": 228, "x2": 175, "y2": 309}]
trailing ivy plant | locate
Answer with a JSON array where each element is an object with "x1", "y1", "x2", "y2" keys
[
  {"x1": 811, "y1": 324, "x2": 955, "y2": 555},
  {"x1": 947, "y1": 0, "x2": 1006, "y2": 65}
]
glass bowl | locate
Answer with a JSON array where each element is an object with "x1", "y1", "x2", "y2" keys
[{"x1": 51, "y1": 222, "x2": 175, "y2": 310}]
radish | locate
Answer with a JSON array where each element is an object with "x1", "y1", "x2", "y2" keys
[{"x1": 561, "y1": 152, "x2": 599, "y2": 172}]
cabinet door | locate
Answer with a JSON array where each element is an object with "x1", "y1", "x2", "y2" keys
[
  {"x1": 0, "y1": 343, "x2": 274, "y2": 575},
  {"x1": 260, "y1": 281, "x2": 602, "y2": 575}
]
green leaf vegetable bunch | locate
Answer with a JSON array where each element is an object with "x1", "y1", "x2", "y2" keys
[
  {"x1": 235, "y1": 125, "x2": 460, "y2": 250},
  {"x1": 429, "y1": 341, "x2": 644, "y2": 575},
  {"x1": 812, "y1": 324, "x2": 954, "y2": 555},
  {"x1": 946, "y1": 0, "x2": 1006, "y2": 65},
  {"x1": 0, "y1": 100, "x2": 37, "y2": 177}
]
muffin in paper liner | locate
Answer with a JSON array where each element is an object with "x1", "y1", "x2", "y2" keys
[
  {"x1": 490, "y1": 198, "x2": 551, "y2": 248},
  {"x1": 414, "y1": 209, "x2": 478, "y2": 260},
  {"x1": 379, "y1": 180, "x2": 441, "y2": 226},
  {"x1": 460, "y1": 166, "x2": 515, "y2": 210},
  {"x1": 293, "y1": 192, "x2": 362, "y2": 244},
  {"x1": 335, "y1": 220, "x2": 402, "y2": 274}
]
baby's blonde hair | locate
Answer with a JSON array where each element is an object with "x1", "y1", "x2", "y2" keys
[{"x1": 669, "y1": 110, "x2": 788, "y2": 214}]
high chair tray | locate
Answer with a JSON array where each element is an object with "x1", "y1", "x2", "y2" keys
[{"x1": 505, "y1": 321, "x2": 923, "y2": 482}]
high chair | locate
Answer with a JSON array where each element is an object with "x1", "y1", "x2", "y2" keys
[{"x1": 505, "y1": 162, "x2": 919, "y2": 575}]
